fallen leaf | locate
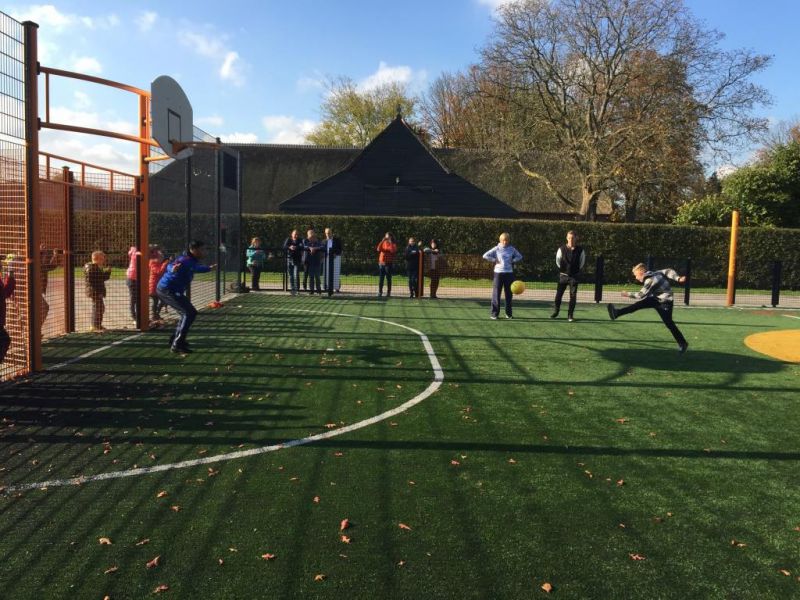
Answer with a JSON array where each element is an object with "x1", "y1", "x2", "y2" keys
[
  {"x1": 397, "y1": 560, "x2": 406, "y2": 567},
  {"x1": 615, "y1": 418, "x2": 629, "y2": 424},
  {"x1": 541, "y1": 582, "x2": 553, "y2": 593},
  {"x1": 153, "y1": 584, "x2": 169, "y2": 593},
  {"x1": 618, "y1": 523, "x2": 626, "y2": 529},
  {"x1": 340, "y1": 519, "x2": 350, "y2": 531},
  {"x1": 98, "y1": 537, "x2": 113, "y2": 545},
  {"x1": 616, "y1": 479, "x2": 625, "y2": 487},
  {"x1": 218, "y1": 558, "x2": 224, "y2": 566},
  {"x1": 398, "y1": 523, "x2": 412, "y2": 531},
  {"x1": 629, "y1": 553, "x2": 646, "y2": 561},
  {"x1": 136, "y1": 538, "x2": 150, "y2": 546},
  {"x1": 508, "y1": 458, "x2": 517, "y2": 464},
  {"x1": 146, "y1": 555, "x2": 161, "y2": 569},
  {"x1": 334, "y1": 452, "x2": 344, "y2": 457},
  {"x1": 314, "y1": 574, "x2": 326, "y2": 582},
  {"x1": 340, "y1": 535, "x2": 351, "y2": 544},
  {"x1": 779, "y1": 569, "x2": 791, "y2": 576},
  {"x1": 313, "y1": 496, "x2": 320, "y2": 503},
  {"x1": 170, "y1": 505, "x2": 181, "y2": 512},
  {"x1": 156, "y1": 491, "x2": 168, "y2": 498},
  {"x1": 450, "y1": 460, "x2": 460, "y2": 466},
  {"x1": 324, "y1": 423, "x2": 337, "y2": 429},
  {"x1": 261, "y1": 553, "x2": 276, "y2": 561},
  {"x1": 730, "y1": 539, "x2": 747, "y2": 548},
  {"x1": 104, "y1": 566, "x2": 118, "y2": 574},
  {"x1": 207, "y1": 468, "x2": 219, "y2": 477}
]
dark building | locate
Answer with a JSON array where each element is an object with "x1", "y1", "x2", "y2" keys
[{"x1": 278, "y1": 116, "x2": 518, "y2": 218}]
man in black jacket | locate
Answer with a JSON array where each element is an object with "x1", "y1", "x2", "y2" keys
[
  {"x1": 322, "y1": 227, "x2": 343, "y2": 294},
  {"x1": 283, "y1": 229, "x2": 304, "y2": 295},
  {"x1": 551, "y1": 230, "x2": 586, "y2": 322}
]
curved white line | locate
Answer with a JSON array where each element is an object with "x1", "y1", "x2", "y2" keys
[{"x1": 4, "y1": 308, "x2": 443, "y2": 493}]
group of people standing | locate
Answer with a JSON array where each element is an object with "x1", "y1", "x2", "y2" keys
[
  {"x1": 279, "y1": 228, "x2": 343, "y2": 295},
  {"x1": 376, "y1": 233, "x2": 445, "y2": 298},
  {"x1": 481, "y1": 229, "x2": 687, "y2": 352}
]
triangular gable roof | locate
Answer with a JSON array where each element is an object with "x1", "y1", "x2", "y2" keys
[{"x1": 279, "y1": 116, "x2": 518, "y2": 217}]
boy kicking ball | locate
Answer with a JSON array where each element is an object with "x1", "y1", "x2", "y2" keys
[{"x1": 607, "y1": 263, "x2": 689, "y2": 353}]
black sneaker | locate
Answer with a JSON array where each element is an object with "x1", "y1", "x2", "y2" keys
[
  {"x1": 550, "y1": 311, "x2": 559, "y2": 319},
  {"x1": 607, "y1": 304, "x2": 617, "y2": 320},
  {"x1": 171, "y1": 344, "x2": 192, "y2": 354},
  {"x1": 678, "y1": 342, "x2": 689, "y2": 354},
  {"x1": 568, "y1": 316, "x2": 574, "y2": 322}
]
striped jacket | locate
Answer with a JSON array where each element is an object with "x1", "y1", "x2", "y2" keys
[{"x1": 632, "y1": 269, "x2": 680, "y2": 303}]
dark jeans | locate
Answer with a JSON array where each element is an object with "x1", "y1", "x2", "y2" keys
[
  {"x1": 150, "y1": 294, "x2": 164, "y2": 320},
  {"x1": 307, "y1": 261, "x2": 322, "y2": 293},
  {"x1": 378, "y1": 264, "x2": 393, "y2": 296},
  {"x1": 554, "y1": 274, "x2": 579, "y2": 316},
  {"x1": 249, "y1": 265, "x2": 262, "y2": 290},
  {"x1": 302, "y1": 264, "x2": 309, "y2": 290},
  {"x1": 615, "y1": 296, "x2": 687, "y2": 347},
  {"x1": 429, "y1": 270, "x2": 441, "y2": 298},
  {"x1": 0, "y1": 327, "x2": 9, "y2": 362},
  {"x1": 408, "y1": 269, "x2": 419, "y2": 297},
  {"x1": 156, "y1": 288, "x2": 197, "y2": 343},
  {"x1": 89, "y1": 294, "x2": 105, "y2": 328},
  {"x1": 126, "y1": 278, "x2": 138, "y2": 321},
  {"x1": 288, "y1": 262, "x2": 301, "y2": 293},
  {"x1": 491, "y1": 272, "x2": 514, "y2": 317}
]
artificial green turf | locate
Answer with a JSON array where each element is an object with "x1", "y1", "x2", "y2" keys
[{"x1": 1, "y1": 294, "x2": 799, "y2": 599}]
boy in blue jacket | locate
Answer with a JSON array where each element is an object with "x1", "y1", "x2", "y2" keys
[{"x1": 156, "y1": 241, "x2": 216, "y2": 353}]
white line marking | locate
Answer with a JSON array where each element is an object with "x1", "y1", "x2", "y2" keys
[
  {"x1": 4, "y1": 308, "x2": 443, "y2": 493},
  {"x1": 47, "y1": 334, "x2": 143, "y2": 371},
  {"x1": 783, "y1": 314, "x2": 800, "y2": 320}
]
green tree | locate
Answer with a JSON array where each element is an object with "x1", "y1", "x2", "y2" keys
[
  {"x1": 479, "y1": 0, "x2": 771, "y2": 220},
  {"x1": 306, "y1": 77, "x2": 417, "y2": 147}
]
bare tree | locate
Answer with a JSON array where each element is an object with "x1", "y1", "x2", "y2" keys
[{"x1": 481, "y1": 0, "x2": 771, "y2": 220}]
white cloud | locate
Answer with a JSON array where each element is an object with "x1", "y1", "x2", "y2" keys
[
  {"x1": 40, "y1": 129, "x2": 138, "y2": 175},
  {"x1": 73, "y1": 91, "x2": 91, "y2": 110},
  {"x1": 220, "y1": 132, "x2": 259, "y2": 144},
  {"x1": 178, "y1": 30, "x2": 246, "y2": 86},
  {"x1": 9, "y1": 5, "x2": 119, "y2": 31},
  {"x1": 197, "y1": 115, "x2": 224, "y2": 128},
  {"x1": 477, "y1": 0, "x2": 516, "y2": 10},
  {"x1": 219, "y1": 51, "x2": 243, "y2": 85},
  {"x1": 136, "y1": 11, "x2": 157, "y2": 32},
  {"x1": 297, "y1": 73, "x2": 325, "y2": 93},
  {"x1": 262, "y1": 115, "x2": 317, "y2": 144},
  {"x1": 72, "y1": 56, "x2": 102, "y2": 74},
  {"x1": 359, "y1": 61, "x2": 428, "y2": 93}
]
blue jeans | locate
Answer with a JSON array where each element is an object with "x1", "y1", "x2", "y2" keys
[
  {"x1": 156, "y1": 288, "x2": 197, "y2": 343},
  {"x1": 491, "y1": 272, "x2": 514, "y2": 317},
  {"x1": 288, "y1": 262, "x2": 300, "y2": 292},
  {"x1": 378, "y1": 264, "x2": 393, "y2": 296}
]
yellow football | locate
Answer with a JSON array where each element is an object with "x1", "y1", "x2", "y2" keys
[{"x1": 510, "y1": 280, "x2": 525, "y2": 295}]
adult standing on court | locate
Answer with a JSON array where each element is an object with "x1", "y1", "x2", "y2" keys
[
  {"x1": 551, "y1": 230, "x2": 586, "y2": 322},
  {"x1": 283, "y1": 229, "x2": 303, "y2": 295},
  {"x1": 376, "y1": 232, "x2": 397, "y2": 298},
  {"x1": 482, "y1": 232, "x2": 523, "y2": 320},
  {"x1": 304, "y1": 229, "x2": 323, "y2": 295},
  {"x1": 423, "y1": 239, "x2": 444, "y2": 299},
  {"x1": 0, "y1": 257, "x2": 16, "y2": 363},
  {"x1": 607, "y1": 263, "x2": 688, "y2": 353},
  {"x1": 156, "y1": 240, "x2": 216, "y2": 354},
  {"x1": 323, "y1": 227, "x2": 343, "y2": 293}
]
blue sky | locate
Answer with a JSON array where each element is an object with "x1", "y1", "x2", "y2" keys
[{"x1": 7, "y1": 1, "x2": 799, "y2": 174}]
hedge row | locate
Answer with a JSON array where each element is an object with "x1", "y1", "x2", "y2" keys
[{"x1": 241, "y1": 214, "x2": 800, "y2": 288}]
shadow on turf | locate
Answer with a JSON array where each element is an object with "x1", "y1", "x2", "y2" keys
[{"x1": 599, "y1": 348, "x2": 785, "y2": 373}]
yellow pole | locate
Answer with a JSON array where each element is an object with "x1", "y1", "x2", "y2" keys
[{"x1": 726, "y1": 210, "x2": 739, "y2": 306}]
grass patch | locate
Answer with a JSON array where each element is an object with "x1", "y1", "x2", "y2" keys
[{"x1": 1, "y1": 295, "x2": 798, "y2": 598}]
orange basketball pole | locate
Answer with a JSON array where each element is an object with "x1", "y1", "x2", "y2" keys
[
  {"x1": 726, "y1": 210, "x2": 740, "y2": 306},
  {"x1": 23, "y1": 21, "x2": 42, "y2": 371},
  {"x1": 137, "y1": 95, "x2": 150, "y2": 332}
]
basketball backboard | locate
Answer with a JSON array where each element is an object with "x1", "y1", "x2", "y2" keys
[{"x1": 151, "y1": 75, "x2": 193, "y2": 159}]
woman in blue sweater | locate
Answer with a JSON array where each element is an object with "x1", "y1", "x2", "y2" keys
[{"x1": 482, "y1": 232, "x2": 523, "y2": 320}]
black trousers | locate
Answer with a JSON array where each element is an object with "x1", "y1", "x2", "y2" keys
[
  {"x1": 0, "y1": 327, "x2": 9, "y2": 363},
  {"x1": 249, "y1": 265, "x2": 262, "y2": 290},
  {"x1": 616, "y1": 297, "x2": 687, "y2": 347},
  {"x1": 554, "y1": 274, "x2": 579, "y2": 316}
]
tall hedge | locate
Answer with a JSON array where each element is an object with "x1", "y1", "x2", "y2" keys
[{"x1": 240, "y1": 214, "x2": 800, "y2": 288}]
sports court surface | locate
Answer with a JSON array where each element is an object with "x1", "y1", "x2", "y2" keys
[{"x1": 1, "y1": 294, "x2": 799, "y2": 598}]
